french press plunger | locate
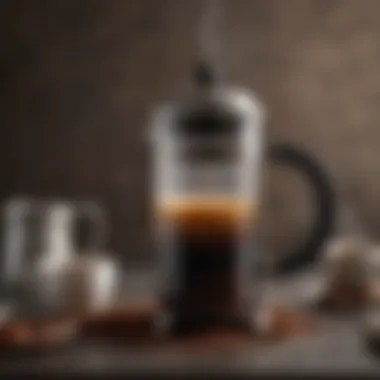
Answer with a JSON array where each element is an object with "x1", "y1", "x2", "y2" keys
[{"x1": 151, "y1": 3, "x2": 335, "y2": 336}]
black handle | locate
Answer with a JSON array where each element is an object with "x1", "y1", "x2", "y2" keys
[{"x1": 268, "y1": 144, "x2": 336, "y2": 274}]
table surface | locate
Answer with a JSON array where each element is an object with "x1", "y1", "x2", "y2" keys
[{"x1": 0, "y1": 268, "x2": 379, "y2": 375}]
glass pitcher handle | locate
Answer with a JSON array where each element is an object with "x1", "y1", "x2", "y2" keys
[
  {"x1": 268, "y1": 144, "x2": 336, "y2": 274},
  {"x1": 76, "y1": 201, "x2": 107, "y2": 252}
]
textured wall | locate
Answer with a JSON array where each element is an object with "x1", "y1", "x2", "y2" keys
[{"x1": 1, "y1": 0, "x2": 379, "y2": 262}]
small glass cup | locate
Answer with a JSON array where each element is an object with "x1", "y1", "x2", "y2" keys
[{"x1": 1, "y1": 197, "x2": 107, "y2": 319}]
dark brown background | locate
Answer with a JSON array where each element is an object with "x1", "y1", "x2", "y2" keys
[{"x1": 0, "y1": 0, "x2": 379, "y2": 262}]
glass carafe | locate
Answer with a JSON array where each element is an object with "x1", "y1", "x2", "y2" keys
[
  {"x1": 151, "y1": 63, "x2": 335, "y2": 336},
  {"x1": 1, "y1": 197, "x2": 107, "y2": 317}
]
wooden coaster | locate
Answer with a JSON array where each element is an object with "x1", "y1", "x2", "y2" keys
[
  {"x1": 79, "y1": 302, "x2": 156, "y2": 344},
  {"x1": 79, "y1": 303, "x2": 315, "y2": 350},
  {"x1": 260, "y1": 306, "x2": 314, "y2": 341},
  {"x1": 0, "y1": 315, "x2": 78, "y2": 357},
  {"x1": 0, "y1": 302, "x2": 315, "y2": 356}
]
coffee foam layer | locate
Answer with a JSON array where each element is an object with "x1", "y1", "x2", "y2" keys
[{"x1": 155, "y1": 197, "x2": 257, "y2": 235}]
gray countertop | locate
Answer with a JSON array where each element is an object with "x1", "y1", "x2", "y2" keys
[{"x1": 0, "y1": 268, "x2": 379, "y2": 375}]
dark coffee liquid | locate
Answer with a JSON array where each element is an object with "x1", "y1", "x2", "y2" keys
[{"x1": 156, "y1": 199, "x2": 255, "y2": 336}]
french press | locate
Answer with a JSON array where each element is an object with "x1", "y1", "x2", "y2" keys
[
  {"x1": 151, "y1": 62, "x2": 335, "y2": 336},
  {"x1": 151, "y1": 3, "x2": 335, "y2": 336}
]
